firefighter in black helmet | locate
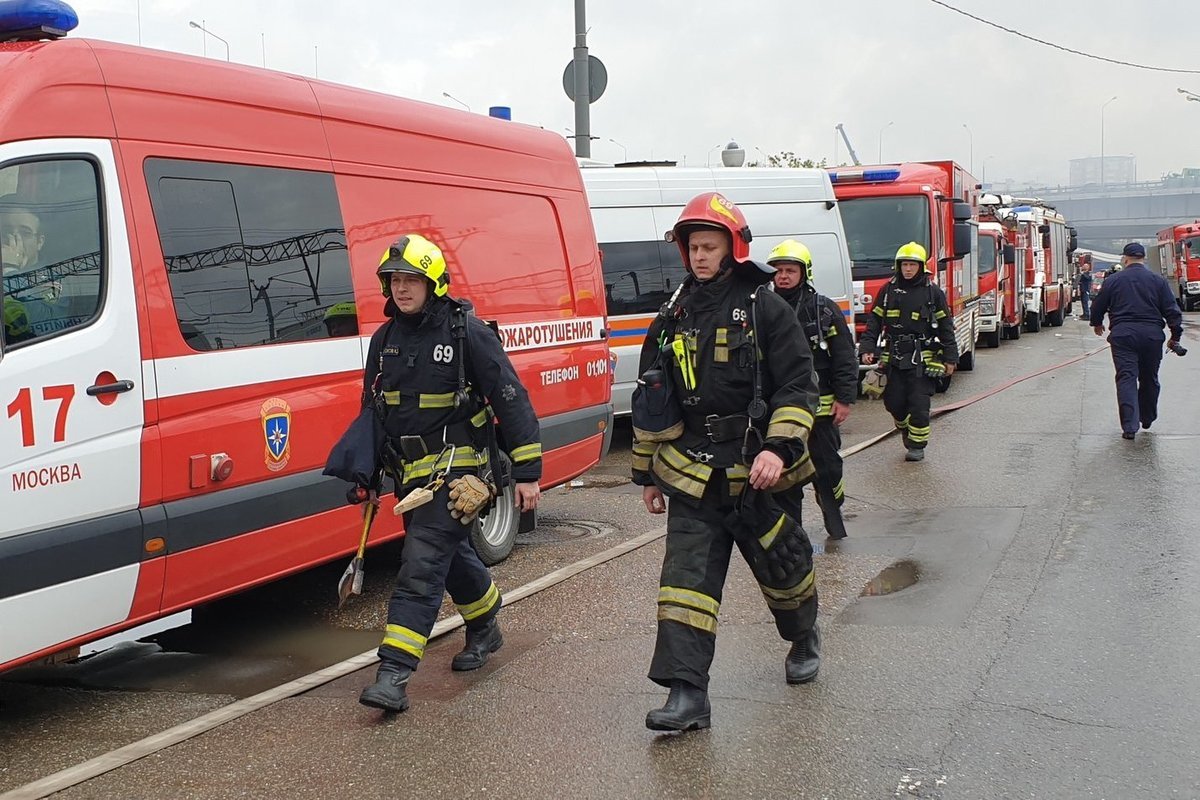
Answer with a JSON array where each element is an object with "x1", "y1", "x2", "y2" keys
[
  {"x1": 632, "y1": 193, "x2": 822, "y2": 733},
  {"x1": 768, "y1": 240, "x2": 857, "y2": 540},
  {"x1": 356, "y1": 234, "x2": 542, "y2": 714}
]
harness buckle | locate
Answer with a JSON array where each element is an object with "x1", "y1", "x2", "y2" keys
[{"x1": 686, "y1": 448, "x2": 714, "y2": 464}]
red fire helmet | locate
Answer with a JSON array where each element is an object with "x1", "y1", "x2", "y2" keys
[{"x1": 668, "y1": 192, "x2": 753, "y2": 270}]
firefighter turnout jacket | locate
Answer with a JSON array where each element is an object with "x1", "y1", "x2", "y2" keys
[
  {"x1": 862, "y1": 275, "x2": 959, "y2": 371},
  {"x1": 776, "y1": 284, "x2": 857, "y2": 415},
  {"x1": 631, "y1": 269, "x2": 819, "y2": 500},
  {"x1": 363, "y1": 297, "x2": 542, "y2": 489}
]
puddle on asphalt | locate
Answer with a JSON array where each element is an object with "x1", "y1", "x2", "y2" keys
[{"x1": 860, "y1": 559, "x2": 920, "y2": 597}]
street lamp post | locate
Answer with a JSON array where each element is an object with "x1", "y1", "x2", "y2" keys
[
  {"x1": 962, "y1": 123, "x2": 973, "y2": 174},
  {"x1": 608, "y1": 138, "x2": 628, "y2": 161},
  {"x1": 1100, "y1": 95, "x2": 1117, "y2": 189},
  {"x1": 982, "y1": 155, "x2": 996, "y2": 186},
  {"x1": 878, "y1": 121, "x2": 893, "y2": 163},
  {"x1": 441, "y1": 92, "x2": 471, "y2": 112},
  {"x1": 188, "y1": 20, "x2": 229, "y2": 61},
  {"x1": 705, "y1": 143, "x2": 723, "y2": 167}
]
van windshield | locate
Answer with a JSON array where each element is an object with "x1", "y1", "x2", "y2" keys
[{"x1": 839, "y1": 196, "x2": 930, "y2": 280}]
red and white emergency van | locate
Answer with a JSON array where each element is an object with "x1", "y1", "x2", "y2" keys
[
  {"x1": 0, "y1": 26, "x2": 611, "y2": 672},
  {"x1": 829, "y1": 161, "x2": 980, "y2": 381},
  {"x1": 582, "y1": 165, "x2": 854, "y2": 415},
  {"x1": 1155, "y1": 221, "x2": 1200, "y2": 311}
]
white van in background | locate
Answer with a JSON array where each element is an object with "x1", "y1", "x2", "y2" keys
[{"x1": 581, "y1": 165, "x2": 854, "y2": 415}]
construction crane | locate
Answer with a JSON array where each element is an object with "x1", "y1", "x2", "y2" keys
[{"x1": 836, "y1": 123, "x2": 861, "y2": 166}]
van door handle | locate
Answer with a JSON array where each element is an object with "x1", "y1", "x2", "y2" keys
[{"x1": 87, "y1": 380, "x2": 135, "y2": 396}]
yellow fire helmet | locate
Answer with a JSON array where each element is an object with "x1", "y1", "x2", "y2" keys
[
  {"x1": 322, "y1": 301, "x2": 358, "y2": 322},
  {"x1": 894, "y1": 241, "x2": 930, "y2": 273},
  {"x1": 766, "y1": 239, "x2": 814, "y2": 282},
  {"x1": 377, "y1": 234, "x2": 449, "y2": 297}
]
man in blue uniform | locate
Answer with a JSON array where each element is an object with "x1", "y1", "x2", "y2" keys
[{"x1": 1089, "y1": 242, "x2": 1184, "y2": 439}]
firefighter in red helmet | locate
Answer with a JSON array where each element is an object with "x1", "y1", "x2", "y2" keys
[{"x1": 631, "y1": 192, "x2": 823, "y2": 732}]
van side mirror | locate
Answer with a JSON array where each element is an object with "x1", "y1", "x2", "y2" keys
[
  {"x1": 952, "y1": 202, "x2": 973, "y2": 222},
  {"x1": 953, "y1": 222, "x2": 974, "y2": 257},
  {"x1": 1002, "y1": 244, "x2": 1016, "y2": 264}
]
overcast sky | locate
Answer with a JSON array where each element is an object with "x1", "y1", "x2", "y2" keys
[{"x1": 68, "y1": 0, "x2": 1199, "y2": 186}]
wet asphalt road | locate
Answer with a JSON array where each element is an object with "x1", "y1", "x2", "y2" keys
[{"x1": 2, "y1": 314, "x2": 1199, "y2": 799}]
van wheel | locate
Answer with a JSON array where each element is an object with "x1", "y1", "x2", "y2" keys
[{"x1": 471, "y1": 460, "x2": 520, "y2": 566}]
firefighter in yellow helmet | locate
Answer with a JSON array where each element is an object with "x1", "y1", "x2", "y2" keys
[
  {"x1": 769, "y1": 240, "x2": 857, "y2": 539},
  {"x1": 632, "y1": 193, "x2": 822, "y2": 733},
  {"x1": 351, "y1": 234, "x2": 542, "y2": 714},
  {"x1": 860, "y1": 242, "x2": 958, "y2": 462},
  {"x1": 322, "y1": 301, "x2": 358, "y2": 338}
]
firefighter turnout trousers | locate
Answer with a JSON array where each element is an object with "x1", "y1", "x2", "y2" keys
[
  {"x1": 883, "y1": 368, "x2": 934, "y2": 450},
  {"x1": 379, "y1": 482, "x2": 500, "y2": 669},
  {"x1": 650, "y1": 479, "x2": 818, "y2": 692},
  {"x1": 808, "y1": 415, "x2": 847, "y2": 536}
]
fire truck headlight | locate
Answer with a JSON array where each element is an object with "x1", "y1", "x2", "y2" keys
[{"x1": 979, "y1": 291, "x2": 996, "y2": 316}]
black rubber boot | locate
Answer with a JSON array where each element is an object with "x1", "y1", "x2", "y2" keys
[
  {"x1": 359, "y1": 661, "x2": 413, "y2": 713},
  {"x1": 904, "y1": 448, "x2": 925, "y2": 462},
  {"x1": 821, "y1": 502, "x2": 848, "y2": 540},
  {"x1": 451, "y1": 618, "x2": 503, "y2": 671},
  {"x1": 785, "y1": 624, "x2": 822, "y2": 684},
  {"x1": 645, "y1": 680, "x2": 711, "y2": 732}
]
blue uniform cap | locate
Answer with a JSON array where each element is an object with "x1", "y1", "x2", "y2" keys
[{"x1": 1122, "y1": 242, "x2": 1146, "y2": 258}]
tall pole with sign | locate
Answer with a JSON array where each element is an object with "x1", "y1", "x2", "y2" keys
[
  {"x1": 563, "y1": 0, "x2": 607, "y2": 159},
  {"x1": 572, "y1": 0, "x2": 590, "y2": 158}
]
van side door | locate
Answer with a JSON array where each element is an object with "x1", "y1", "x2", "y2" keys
[{"x1": 0, "y1": 141, "x2": 147, "y2": 668}]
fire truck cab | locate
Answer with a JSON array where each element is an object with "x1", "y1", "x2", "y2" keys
[
  {"x1": 1155, "y1": 221, "x2": 1200, "y2": 311},
  {"x1": 829, "y1": 161, "x2": 980, "y2": 382}
]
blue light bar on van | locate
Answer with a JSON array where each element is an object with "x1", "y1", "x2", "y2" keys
[
  {"x1": 829, "y1": 168, "x2": 901, "y2": 185},
  {"x1": 0, "y1": 0, "x2": 78, "y2": 41}
]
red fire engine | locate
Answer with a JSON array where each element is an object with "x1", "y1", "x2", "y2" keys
[
  {"x1": 830, "y1": 161, "x2": 980, "y2": 380},
  {"x1": 1154, "y1": 221, "x2": 1200, "y2": 311},
  {"x1": 989, "y1": 200, "x2": 1075, "y2": 332}
]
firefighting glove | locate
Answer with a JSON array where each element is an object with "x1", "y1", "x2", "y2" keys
[
  {"x1": 346, "y1": 484, "x2": 370, "y2": 505},
  {"x1": 924, "y1": 361, "x2": 947, "y2": 378},
  {"x1": 447, "y1": 474, "x2": 496, "y2": 525}
]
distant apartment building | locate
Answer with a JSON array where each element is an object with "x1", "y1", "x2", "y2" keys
[{"x1": 1070, "y1": 155, "x2": 1136, "y2": 187}]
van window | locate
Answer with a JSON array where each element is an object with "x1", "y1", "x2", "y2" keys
[
  {"x1": 598, "y1": 240, "x2": 688, "y2": 316},
  {"x1": 145, "y1": 159, "x2": 354, "y2": 350},
  {"x1": 1, "y1": 159, "x2": 103, "y2": 349}
]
